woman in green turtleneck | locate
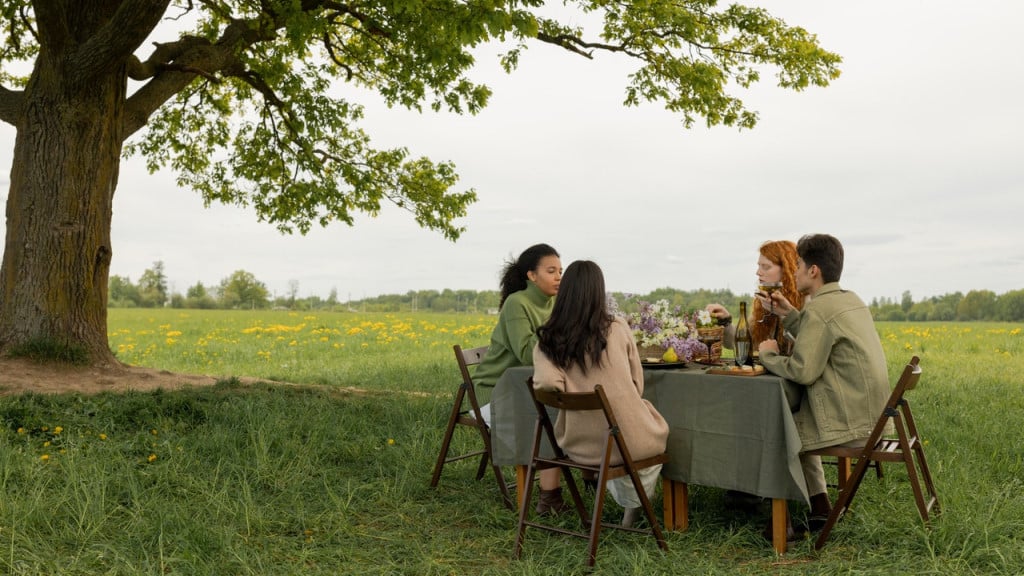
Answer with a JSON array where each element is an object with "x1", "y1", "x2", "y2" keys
[
  {"x1": 473, "y1": 243, "x2": 562, "y2": 399},
  {"x1": 472, "y1": 243, "x2": 564, "y2": 513}
]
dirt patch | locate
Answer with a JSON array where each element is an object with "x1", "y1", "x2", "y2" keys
[{"x1": 0, "y1": 357, "x2": 268, "y2": 396}]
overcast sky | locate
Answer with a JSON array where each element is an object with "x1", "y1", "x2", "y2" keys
[{"x1": 2, "y1": 1, "x2": 1022, "y2": 304}]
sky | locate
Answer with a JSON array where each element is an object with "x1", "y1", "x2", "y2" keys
[{"x1": 2, "y1": 1, "x2": 1022, "y2": 304}]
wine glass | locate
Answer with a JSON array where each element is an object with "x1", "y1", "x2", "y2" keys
[
  {"x1": 698, "y1": 330, "x2": 721, "y2": 365},
  {"x1": 757, "y1": 281, "x2": 783, "y2": 320}
]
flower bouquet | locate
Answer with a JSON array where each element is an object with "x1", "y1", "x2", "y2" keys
[{"x1": 624, "y1": 299, "x2": 704, "y2": 363}]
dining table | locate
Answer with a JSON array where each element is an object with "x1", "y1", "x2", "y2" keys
[{"x1": 488, "y1": 363, "x2": 809, "y2": 554}]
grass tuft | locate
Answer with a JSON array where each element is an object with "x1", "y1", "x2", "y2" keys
[{"x1": 7, "y1": 337, "x2": 90, "y2": 365}]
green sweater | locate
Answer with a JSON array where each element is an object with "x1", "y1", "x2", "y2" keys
[{"x1": 472, "y1": 281, "x2": 554, "y2": 404}]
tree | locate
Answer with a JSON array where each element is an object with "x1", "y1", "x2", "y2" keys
[
  {"x1": 0, "y1": 1, "x2": 840, "y2": 364},
  {"x1": 218, "y1": 270, "x2": 269, "y2": 310},
  {"x1": 137, "y1": 261, "x2": 169, "y2": 307},
  {"x1": 900, "y1": 290, "x2": 914, "y2": 313},
  {"x1": 957, "y1": 289, "x2": 997, "y2": 321},
  {"x1": 287, "y1": 279, "x2": 300, "y2": 308},
  {"x1": 184, "y1": 281, "x2": 217, "y2": 309},
  {"x1": 997, "y1": 290, "x2": 1024, "y2": 322},
  {"x1": 107, "y1": 275, "x2": 141, "y2": 307}
]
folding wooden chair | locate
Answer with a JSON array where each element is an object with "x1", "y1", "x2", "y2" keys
[
  {"x1": 805, "y1": 355, "x2": 940, "y2": 550},
  {"x1": 513, "y1": 378, "x2": 669, "y2": 568},
  {"x1": 429, "y1": 345, "x2": 513, "y2": 509}
]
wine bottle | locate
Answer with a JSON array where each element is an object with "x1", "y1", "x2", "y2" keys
[{"x1": 734, "y1": 301, "x2": 752, "y2": 367}]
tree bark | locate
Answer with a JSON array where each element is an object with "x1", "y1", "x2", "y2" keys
[{"x1": 0, "y1": 47, "x2": 126, "y2": 364}]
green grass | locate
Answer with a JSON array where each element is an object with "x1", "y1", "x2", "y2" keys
[{"x1": 1, "y1": 312, "x2": 1023, "y2": 574}]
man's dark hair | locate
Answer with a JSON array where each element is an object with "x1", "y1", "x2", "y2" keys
[{"x1": 796, "y1": 234, "x2": 844, "y2": 284}]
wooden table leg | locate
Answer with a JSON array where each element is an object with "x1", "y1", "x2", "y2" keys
[
  {"x1": 771, "y1": 498, "x2": 789, "y2": 554},
  {"x1": 662, "y1": 479, "x2": 689, "y2": 531},
  {"x1": 837, "y1": 456, "x2": 851, "y2": 491},
  {"x1": 515, "y1": 465, "x2": 529, "y2": 510}
]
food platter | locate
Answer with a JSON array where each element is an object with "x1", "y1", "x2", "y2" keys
[
  {"x1": 706, "y1": 365, "x2": 766, "y2": 376},
  {"x1": 640, "y1": 360, "x2": 688, "y2": 369}
]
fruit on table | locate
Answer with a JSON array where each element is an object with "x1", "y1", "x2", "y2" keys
[{"x1": 662, "y1": 348, "x2": 678, "y2": 363}]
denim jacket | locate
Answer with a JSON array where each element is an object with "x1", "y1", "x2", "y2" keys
[{"x1": 761, "y1": 283, "x2": 890, "y2": 451}]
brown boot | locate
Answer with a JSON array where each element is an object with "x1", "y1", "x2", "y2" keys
[{"x1": 536, "y1": 488, "x2": 570, "y2": 516}]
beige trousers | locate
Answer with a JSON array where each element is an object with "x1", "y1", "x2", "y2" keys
[{"x1": 801, "y1": 438, "x2": 869, "y2": 496}]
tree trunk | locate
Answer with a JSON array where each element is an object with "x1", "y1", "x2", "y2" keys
[{"x1": 0, "y1": 50, "x2": 125, "y2": 365}]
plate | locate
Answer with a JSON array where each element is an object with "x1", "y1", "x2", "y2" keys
[{"x1": 641, "y1": 361, "x2": 688, "y2": 369}]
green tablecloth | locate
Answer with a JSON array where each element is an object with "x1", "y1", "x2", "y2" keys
[{"x1": 490, "y1": 365, "x2": 809, "y2": 503}]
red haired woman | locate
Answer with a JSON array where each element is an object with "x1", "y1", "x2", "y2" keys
[{"x1": 707, "y1": 240, "x2": 805, "y2": 356}]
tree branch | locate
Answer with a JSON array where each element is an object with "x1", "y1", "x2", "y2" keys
[
  {"x1": 0, "y1": 84, "x2": 26, "y2": 127},
  {"x1": 126, "y1": 36, "x2": 212, "y2": 80},
  {"x1": 122, "y1": 18, "x2": 266, "y2": 136},
  {"x1": 71, "y1": 0, "x2": 174, "y2": 86},
  {"x1": 30, "y1": 0, "x2": 69, "y2": 55}
]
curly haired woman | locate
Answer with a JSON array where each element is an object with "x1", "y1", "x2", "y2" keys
[{"x1": 707, "y1": 240, "x2": 805, "y2": 356}]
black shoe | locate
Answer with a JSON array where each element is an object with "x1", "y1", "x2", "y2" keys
[
  {"x1": 801, "y1": 514, "x2": 829, "y2": 533},
  {"x1": 725, "y1": 489, "x2": 765, "y2": 511}
]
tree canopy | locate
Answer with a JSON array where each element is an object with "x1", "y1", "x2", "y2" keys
[{"x1": 0, "y1": 0, "x2": 841, "y2": 365}]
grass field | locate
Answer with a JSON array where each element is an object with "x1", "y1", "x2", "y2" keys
[{"x1": 1, "y1": 309, "x2": 1023, "y2": 574}]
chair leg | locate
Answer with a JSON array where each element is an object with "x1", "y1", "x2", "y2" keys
[
  {"x1": 429, "y1": 385, "x2": 467, "y2": 488},
  {"x1": 815, "y1": 456, "x2": 874, "y2": 550},
  {"x1": 513, "y1": 462, "x2": 539, "y2": 560},
  {"x1": 631, "y1": 468, "x2": 668, "y2": 552},
  {"x1": 585, "y1": 469, "x2": 605, "y2": 568},
  {"x1": 912, "y1": 443, "x2": 941, "y2": 516}
]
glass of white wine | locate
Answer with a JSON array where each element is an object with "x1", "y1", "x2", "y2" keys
[{"x1": 757, "y1": 281, "x2": 783, "y2": 320}]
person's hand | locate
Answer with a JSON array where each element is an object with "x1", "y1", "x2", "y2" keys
[
  {"x1": 765, "y1": 292, "x2": 794, "y2": 318},
  {"x1": 705, "y1": 303, "x2": 731, "y2": 323},
  {"x1": 759, "y1": 339, "x2": 780, "y2": 354}
]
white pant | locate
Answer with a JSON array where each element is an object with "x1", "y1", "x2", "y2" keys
[{"x1": 607, "y1": 464, "x2": 663, "y2": 509}]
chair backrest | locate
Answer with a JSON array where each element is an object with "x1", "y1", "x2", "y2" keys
[
  {"x1": 528, "y1": 382, "x2": 637, "y2": 467},
  {"x1": 454, "y1": 344, "x2": 488, "y2": 386},
  {"x1": 896, "y1": 355, "x2": 922, "y2": 393},
  {"x1": 872, "y1": 355, "x2": 921, "y2": 433}
]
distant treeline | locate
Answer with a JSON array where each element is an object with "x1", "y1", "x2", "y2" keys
[{"x1": 109, "y1": 262, "x2": 1023, "y2": 321}]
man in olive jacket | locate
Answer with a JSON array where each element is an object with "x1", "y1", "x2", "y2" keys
[{"x1": 759, "y1": 234, "x2": 890, "y2": 531}]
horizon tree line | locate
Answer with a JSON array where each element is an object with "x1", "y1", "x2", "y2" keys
[{"x1": 111, "y1": 262, "x2": 1024, "y2": 322}]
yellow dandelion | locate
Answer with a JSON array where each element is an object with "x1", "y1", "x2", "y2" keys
[
  {"x1": 40, "y1": 454, "x2": 49, "y2": 461},
  {"x1": 16, "y1": 427, "x2": 25, "y2": 434},
  {"x1": 387, "y1": 438, "x2": 395, "y2": 446},
  {"x1": 151, "y1": 429, "x2": 158, "y2": 436},
  {"x1": 43, "y1": 441, "x2": 51, "y2": 447},
  {"x1": 99, "y1": 433, "x2": 108, "y2": 440},
  {"x1": 147, "y1": 454, "x2": 157, "y2": 463},
  {"x1": 54, "y1": 426, "x2": 63, "y2": 434},
  {"x1": 41, "y1": 426, "x2": 49, "y2": 432}
]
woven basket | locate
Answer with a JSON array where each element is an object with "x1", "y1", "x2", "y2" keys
[{"x1": 638, "y1": 344, "x2": 667, "y2": 361}]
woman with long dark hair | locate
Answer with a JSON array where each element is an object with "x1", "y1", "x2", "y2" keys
[{"x1": 532, "y1": 260, "x2": 668, "y2": 526}]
